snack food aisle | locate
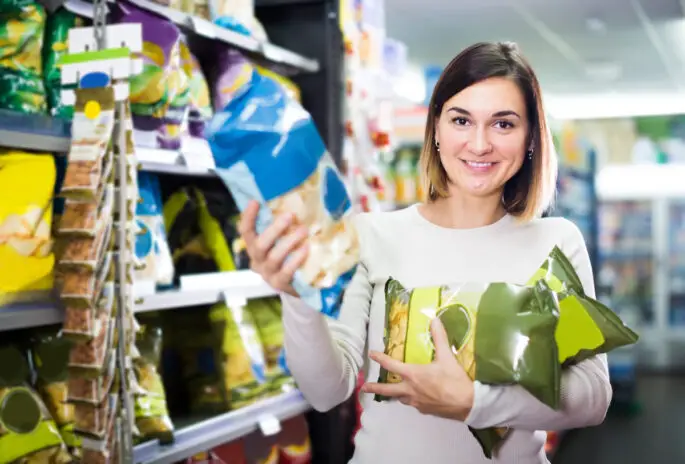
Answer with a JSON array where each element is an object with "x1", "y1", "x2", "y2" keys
[{"x1": 0, "y1": 0, "x2": 346, "y2": 462}]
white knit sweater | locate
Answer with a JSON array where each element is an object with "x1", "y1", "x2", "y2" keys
[{"x1": 281, "y1": 205, "x2": 612, "y2": 464}]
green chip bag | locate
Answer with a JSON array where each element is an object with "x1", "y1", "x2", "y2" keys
[
  {"x1": 42, "y1": 7, "x2": 89, "y2": 119},
  {"x1": 527, "y1": 246, "x2": 640, "y2": 366},
  {"x1": 377, "y1": 278, "x2": 561, "y2": 459},
  {"x1": 0, "y1": 2, "x2": 47, "y2": 113},
  {"x1": 0, "y1": 345, "x2": 72, "y2": 464}
]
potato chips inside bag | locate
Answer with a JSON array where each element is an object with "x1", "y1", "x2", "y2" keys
[
  {"x1": 0, "y1": 150, "x2": 55, "y2": 305},
  {"x1": 208, "y1": 69, "x2": 359, "y2": 317}
]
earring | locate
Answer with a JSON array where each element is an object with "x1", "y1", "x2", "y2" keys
[
  {"x1": 527, "y1": 149, "x2": 533, "y2": 160},
  {"x1": 435, "y1": 140, "x2": 440, "y2": 152}
]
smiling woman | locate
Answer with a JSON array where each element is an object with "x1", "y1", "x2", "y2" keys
[{"x1": 238, "y1": 41, "x2": 612, "y2": 464}]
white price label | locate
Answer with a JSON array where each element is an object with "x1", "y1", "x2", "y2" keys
[
  {"x1": 257, "y1": 414, "x2": 282, "y2": 437},
  {"x1": 189, "y1": 16, "x2": 217, "y2": 39}
]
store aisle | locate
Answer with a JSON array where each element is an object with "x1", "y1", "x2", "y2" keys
[{"x1": 553, "y1": 375, "x2": 685, "y2": 463}]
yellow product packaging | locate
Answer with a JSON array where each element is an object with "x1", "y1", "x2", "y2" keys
[
  {"x1": 133, "y1": 325, "x2": 174, "y2": 444},
  {"x1": 31, "y1": 332, "x2": 80, "y2": 450},
  {"x1": 0, "y1": 345, "x2": 72, "y2": 464},
  {"x1": 0, "y1": 150, "x2": 55, "y2": 305},
  {"x1": 210, "y1": 301, "x2": 268, "y2": 410}
]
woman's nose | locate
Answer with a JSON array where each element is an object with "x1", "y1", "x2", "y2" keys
[{"x1": 468, "y1": 127, "x2": 493, "y2": 156}]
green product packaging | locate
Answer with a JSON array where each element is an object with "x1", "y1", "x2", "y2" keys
[
  {"x1": 527, "y1": 246, "x2": 640, "y2": 366},
  {"x1": 210, "y1": 301, "x2": 268, "y2": 410},
  {"x1": 133, "y1": 325, "x2": 174, "y2": 445},
  {"x1": 247, "y1": 297, "x2": 294, "y2": 392},
  {"x1": 0, "y1": 345, "x2": 72, "y2": 464},
  {"x1": 377, "y1": 278, "x2": 560, "y2": 459},
  {"x1": 0, "y1": 2, "x2": 47, "y2": 113},
  {"x1": 42, "y1": 7, "x2": 89, "y2": 119}
]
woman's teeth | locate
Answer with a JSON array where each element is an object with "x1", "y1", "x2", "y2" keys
[{"x1": 465, "y1": 161, "x2": 494, "y2": 167}]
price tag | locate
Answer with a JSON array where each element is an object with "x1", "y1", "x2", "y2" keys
[
  {"x1": 189, "y1": 16, "x2": 216, "y2": 39},
  {"x1": 257, "y1": 414, "x2": 282, "y2": 437}
]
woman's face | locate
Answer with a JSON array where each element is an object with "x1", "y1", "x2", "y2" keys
[{"x1": 434, "y1": 77, "x2": 529, "y2": 200}]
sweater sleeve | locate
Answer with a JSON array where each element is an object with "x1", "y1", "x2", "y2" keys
[
  {"x1": 280, "y1": 216, "x2": 372, "y2": 413},
  {"x1": 464, "y1": 221, "x2": 613, "y2": 431}
]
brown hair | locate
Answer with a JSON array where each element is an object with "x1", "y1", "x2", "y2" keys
[{"x1": 420, "y1": 41, "x2": 557, "y2": 221}]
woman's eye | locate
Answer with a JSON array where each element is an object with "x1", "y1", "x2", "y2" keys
[
  {"x1": 494, "y1": 120, "x2": 514, "y2": 129},
  {"x1": 453, "y1": 117, "x2": 469, "y2": 126}
]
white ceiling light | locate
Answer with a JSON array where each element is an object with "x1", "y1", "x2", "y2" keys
[{"x1": 392, "y1": 65, "x2": 427, "y2": 104}]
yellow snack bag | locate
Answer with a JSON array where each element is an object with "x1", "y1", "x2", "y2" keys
[{"x1": 0, "y1": 150, "x2": 55, "y2": 304}]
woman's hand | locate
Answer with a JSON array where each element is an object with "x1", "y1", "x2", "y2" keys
[
  {"x1": 237, "y1": 200, "x2": 309, "y2": 297},
  {"x1": 362, "y1": 318, "x2": 475, "y2": 421}
]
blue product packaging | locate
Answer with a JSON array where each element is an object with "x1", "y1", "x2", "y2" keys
[
  {"x1": 206, "y1": 70, "x2": 359, "y2": 318},
  {"x1": 135, "y1": 172, "x2": 175, "y2": 292}
]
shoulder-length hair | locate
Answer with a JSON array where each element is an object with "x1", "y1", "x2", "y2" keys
[{"x1": 421, "y1": 41, "x2": 557, "y2": 221}]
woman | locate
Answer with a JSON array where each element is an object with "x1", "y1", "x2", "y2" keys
[{"x1": 238, "y1": 42, "x2": 612, "y2": 463}]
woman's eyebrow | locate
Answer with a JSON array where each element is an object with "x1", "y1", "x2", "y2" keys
[{"x1": 446, "y1": 107, "x2": 521, "y2": 119}]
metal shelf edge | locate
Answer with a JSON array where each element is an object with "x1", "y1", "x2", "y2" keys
[
  {"x1": 126, "y1": 0, "x2": 319, "y2": 73},
  {"x1": 0, "y1": 301, "x2": 62, "y2": 332},
  {"x1": 133, "y1": 390, "x2": 310, "y2": 464}
]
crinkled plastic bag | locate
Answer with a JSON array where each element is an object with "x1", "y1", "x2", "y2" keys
[
  {"x1": 207, "y1": 69, "x2": 359, "y2": 317},
  {"x1": 527, "y1": 246, "x2": 639, "y2": 366},
  {"x1": 377, "y1": 278, "x2": 561, "y2": 459},
  {"x1": 0, "y1": 150, "x2": 55, "y2": 305},
  {"x1": 0, "y1": 345, "x2": 72, "y2": 464}
]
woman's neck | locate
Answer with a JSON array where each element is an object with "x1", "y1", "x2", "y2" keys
[{"x1": 419, "y1": 193, "x2": 506, "y2": 230}]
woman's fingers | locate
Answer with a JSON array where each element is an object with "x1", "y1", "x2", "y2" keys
[
  {"x1": 238, "y1": 200, "x2": 260, "y2": 245},
  {"x1": 271, "y1": 245, "x2": 309, "y2": 290},
  {"x1": 251, "y1": 213, "x2": 293, "y2": 262},
  {"x1": 264, "y1": 226, "x2": 309, "y2": 273}
]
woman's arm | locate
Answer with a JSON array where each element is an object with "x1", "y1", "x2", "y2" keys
[
  {"x1": 464, "y1": 220, "x2": 612, "y2": 431},
  {"x1": 281, "y1": 219, "x2": 372, "y2": 412}
]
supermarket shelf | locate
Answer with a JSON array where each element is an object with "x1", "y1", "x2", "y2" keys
[
  {"x1": 126, "y1": 0, "x2": 319, "y2": 74},
  {"x1": 0, "y1": 110, "x2": 71, "y2": 153},
  {"x1": 0, "y1": 300, "x2": 62, "y2": 332},
  {"x1": 1, "y1": 271, "x2": 276, "y2": 330},
  {"x1": 136, "y1": 270, "x2": 277, "y2": 312},
  {"x1": 136, "y1": 146, "x2": 216, "y2": 177},
  {"x1": 133, "y1": 389, "x2": 310, "y2": 464}
]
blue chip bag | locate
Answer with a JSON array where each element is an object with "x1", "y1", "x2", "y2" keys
[{"x1": 206, "y1": 69, "x2": 359, "y2": 318}]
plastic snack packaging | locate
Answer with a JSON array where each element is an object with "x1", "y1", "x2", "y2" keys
[
  {"x1": 185, "y1": 49, "x2": 213, "y2": 138},
  {"x1": 135, "y1": 172, "x2": 175, "y2": 293},
  {"x1": 210, "y1": 48, "x2": 254, "y2": 111},
  {"x1": 208, "y1": 68, "x2": 359, "y2": 317},
  {"x1": 248, "y1": 298, "x2": 293, "y2": 391},
  {"x1": 255, "y1": 65, "x2": 301, "y2": 103},
  {"x1": 0, "y1": 150, "x2": 55, "y2": 305},
  {"x1": 0, "y1": 1, "x2": 47, "y2": 113},
  {"x1": 378, "y1": 278, "x2": 560, "y2": 458},
  {"x1": 68, "y1": 350, "x2": 116, "y2": 404},
  {"x1": 133, "y1": 325, "x2": 174, "y2": 444},
  {"x1": 113, "y1": 2, "x2": 182, "y2": 144},
  {"x1": 526, "y1": 246, "x2": 640, "y2": 366},
  {"x1": 31, "y1": 332, "x2": 80, "y2": 450},
  {"x1": 158, "y1": 39, "x2": 191, "y2": 150},
  {"x1": 74, "y1": 394, "x2": 117, "y2": 438},
  {"x1": 42, "y1": 7, "x2": 89, "y2": 119},
  {"x1": 0, "y1": 345, "x2": 72, "y2": 464},
  {"x1": 210, "y1": 300, "x2": 268, "y2": 409},
  {"x1": 61, "y1": 87, "x2": 116, "y2": 201},
  {"x1": 63, "y1": 283, "x2": 114, "y2": 342},
  {"x1": 58, "y1": 183, "x2": 114, "y2": 237}
]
